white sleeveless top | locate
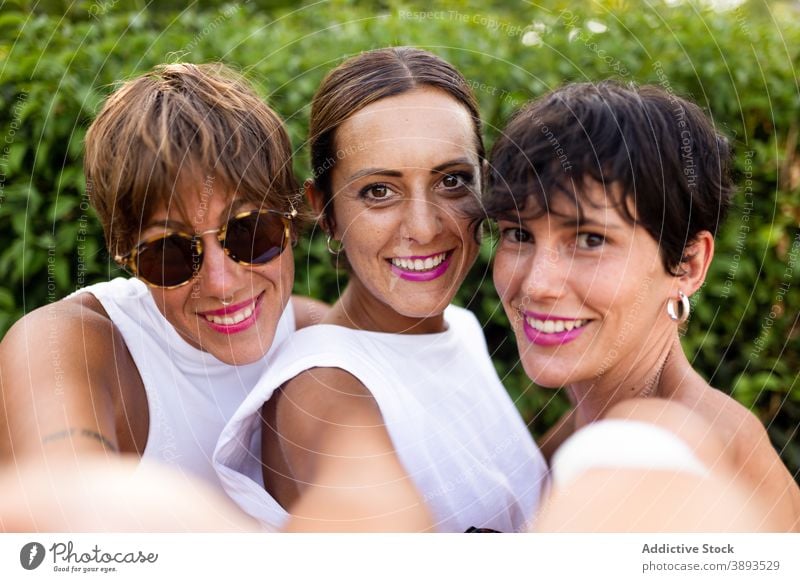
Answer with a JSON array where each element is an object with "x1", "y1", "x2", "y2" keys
[
  {"x1": 215, "y1": 305, "x2": 548, "y2": 532},
  {"x1": 551, "y1": 419, "x2": 708, "y2": 488},
  {"x1": 74, "y1": 277, "x2": 295, "y2": 492}
]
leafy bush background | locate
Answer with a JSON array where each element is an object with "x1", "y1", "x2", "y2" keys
[{"x1": 1, "y1": 0, "x2": 798, "y2": 478}]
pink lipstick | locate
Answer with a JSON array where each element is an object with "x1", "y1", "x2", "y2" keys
[
  {"x1": 389, "y1": 251, "x2": 452, "y2": 282},
  {"x1": 200, "y1": 296, "x2": 259, "y2": 317},
  {"x1": 521, "y1": 310, "x2": 591, "y2": 346},
  {"x1": 199, "y1": 293, "x2": 263, "y2": 335}
]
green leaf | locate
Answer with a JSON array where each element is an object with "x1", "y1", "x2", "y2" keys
[
  {"x1": 5, "y1": 143, "x2": 26, "y2": 174},
  {"x1": 10, "y1": 211, "x2": 28, "y2": 236},
  {"x1": 51, "y1": 196, "x2": 77, "y2": 221},
  {"x1": 0, "y1": 287, "x2": 14, "y2": 310}
]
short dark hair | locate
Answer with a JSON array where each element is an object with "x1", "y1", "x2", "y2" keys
[
  {"x1": 484, "y1": 81, "x2": 733, "y2": 274},
  {"x1": 85, "y1": 63, "x2": 299, "y2": 256},
  {"x1": 309, "y1": 46, "x2": 485, "y2": 234}
]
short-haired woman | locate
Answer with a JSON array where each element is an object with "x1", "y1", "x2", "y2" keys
[
  {"x1": 485, "y1": 82, "x2": 800, "y2": 530},
  {"x1": 0, "y1": 63, "x2": 324, "y2": 495}
]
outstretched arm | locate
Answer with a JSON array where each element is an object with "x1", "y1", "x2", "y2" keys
[
  {"x1": 1, "y1": 455, "x2": 256, "y2": 532},
  {"x1": 263, "y1": 367, "x2": 433, "y2": 532},
  {"x1": 0, "y1": 294, "x2": 142, "y2": 466},
  {"x1": 538, "y1": 398, "x2": 793, "y2": 532},
  {"x1": 604, "y1": 397, "x2": 800, "y2": 531}
]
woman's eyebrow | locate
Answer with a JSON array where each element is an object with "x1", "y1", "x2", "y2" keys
[
  {"x1": 347, "y1": 167, "x2": 404, "y2": 181},
  {"x1": 431, "y1": 158, "x2": 474, "y2": 173},
  {"x1": 494, "y1": 213, "x2": 531, "y2": 223},
  {"x1": 346, "y1": 158, "x2": 475, "y2": 182},
  {"x1": 558, "y1": 216, "x2": 621, "y2": 229}
]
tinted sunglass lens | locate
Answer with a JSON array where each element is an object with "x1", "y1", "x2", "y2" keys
[
  {"x1": 225, "y1": 212, "x2": 286, "y2": 265},
  {"x1": 136, "y1": 235, "x2": 197, "y2": 287}
]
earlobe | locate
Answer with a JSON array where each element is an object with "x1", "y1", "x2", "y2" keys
[
  {"x1": 304, "y1": 179, "x2": 336, "y2": 235},
  {"x1": 304, "y1": 179, "x2": 323, "y2": 217},
  {"x1": 679, "y1": 231, "x2": 714, "y2": 295}
]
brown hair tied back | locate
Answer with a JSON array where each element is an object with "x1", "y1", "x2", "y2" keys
[{"x1": 308, "y1": 47, "x2": 485, "y2": 235}]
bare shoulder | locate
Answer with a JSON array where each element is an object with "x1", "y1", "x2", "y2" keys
[
  {"x1": 682, "y1": 386, "x2": 778, "y2": 462},
  {"x1": 607, "y1": 389, "x2": 800, "y2": 530},
  {"x1": 606, "y1": 389, "x2": 777, "y2": 466},
  {"x1": 0, "y1": 293, "x2": 143, "y2": 460},
  {"x1": 261, "y1": 366, "x2": 386, "y2": 508},
  {"x1": 270, "y1": 366, "x2": 380, "y2": 441},
  {"x1": 697, "y1": 387, "x2": 800, "y2": 531},
  {"x1": 1, "y1": 293, "x2": 118, "y2": 377},
  {"x1": 603, "y1": 397, "x2": 732, "y2": 471},
  {"x1": 290, "y1": 295, "x2": 331, "y2": 330}
]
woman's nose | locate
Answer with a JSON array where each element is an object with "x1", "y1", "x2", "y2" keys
[
  {"x1": 523, "y1": 245, "x2": 568, "y2": 301},
  {"x1": 195, "y1": 236, "x2": 240, "y2": 299},
  {"x1": 401, "y1": 195, "x2": 442, "y2": 245}
]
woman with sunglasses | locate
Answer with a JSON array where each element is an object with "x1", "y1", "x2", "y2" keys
[
  {"x1": 0, "y1": 63, "x2": 325, "y2": 494},
  {"x1": 214, "y1": 47, "x2": 548, "y2": 532},
  {"x1": 484, "y1": 81, "x2": 800, "y2": 530}
]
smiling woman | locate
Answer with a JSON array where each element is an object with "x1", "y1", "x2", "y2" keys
[
  {"x1": 483, "y1": 81, "x2": 800, "y2": 530},
  {"x1": 214, "y1": 47, "x2": 549, "y2": 532},
  {"x1": 312, "y1": 87, "x2": 480, "y2": 333},
  {"x1": 0, "y1": 63, "x2": 326, "y2": 498}
]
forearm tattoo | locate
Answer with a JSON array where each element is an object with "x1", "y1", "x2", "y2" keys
[{"x1": 42, "y1": 428, "x2": 119, "y2": 452}]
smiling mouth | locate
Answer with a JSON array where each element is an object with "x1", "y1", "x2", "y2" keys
[
  {"x1": 199, "y1": 293, "x2": 262, "y2": 326},
  {"x1": 524, "y1": 316, "x2": 591, "y2": 334},
  {"x1": 389, "y1": 251, "x2": 450, "y2": 273}
]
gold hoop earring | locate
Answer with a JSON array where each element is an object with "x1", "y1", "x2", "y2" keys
[
  {"x1": 326, "y1": 234, "x2": 344, "y2": 256},
  {"x1": 666, "y1": 290, "x2": 690, "y2": 323}
]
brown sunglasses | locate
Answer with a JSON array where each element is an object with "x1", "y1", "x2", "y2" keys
[{"x1": 115, "y1": 209, "x2": 296, "y2": 289}]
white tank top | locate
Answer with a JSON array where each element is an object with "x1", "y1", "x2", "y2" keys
[
  {"x1": 215, "y1": 305, "x2": 548, "y2": 532},
  {"x1": 551, "y1": 419, "x2": 708, "y2": 487},
  {"x1": 75, "y1": 277, "x2": 295, "y2": 492}
]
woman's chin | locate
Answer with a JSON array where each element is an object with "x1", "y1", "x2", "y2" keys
[
  {"x1": 392, "y1": 296, "x2": 452, "y2": 322},
  {"x1": 199, "y1": 326, "x2": 277, "y2": 366},
  {"x1": 528, "y1": 375, "x2": 566, "y2": 389},
  {"x1": 519, "y1": 359, "x2": 574, "y2": 388}
]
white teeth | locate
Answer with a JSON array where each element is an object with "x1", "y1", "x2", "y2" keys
[
  {"x1": 391, "y1": 252, "x2": 447, "y2": 272},
  {"x1": 525, "y1": 317, "x2": 589, "y2": 334},
  {"x1": 205, "y1": 303, "x2": 255, "y2": 326}
]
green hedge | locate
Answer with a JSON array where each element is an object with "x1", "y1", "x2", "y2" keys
[{"x1": 1, "y1": 0, "x2": 798, "y2": 477}]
